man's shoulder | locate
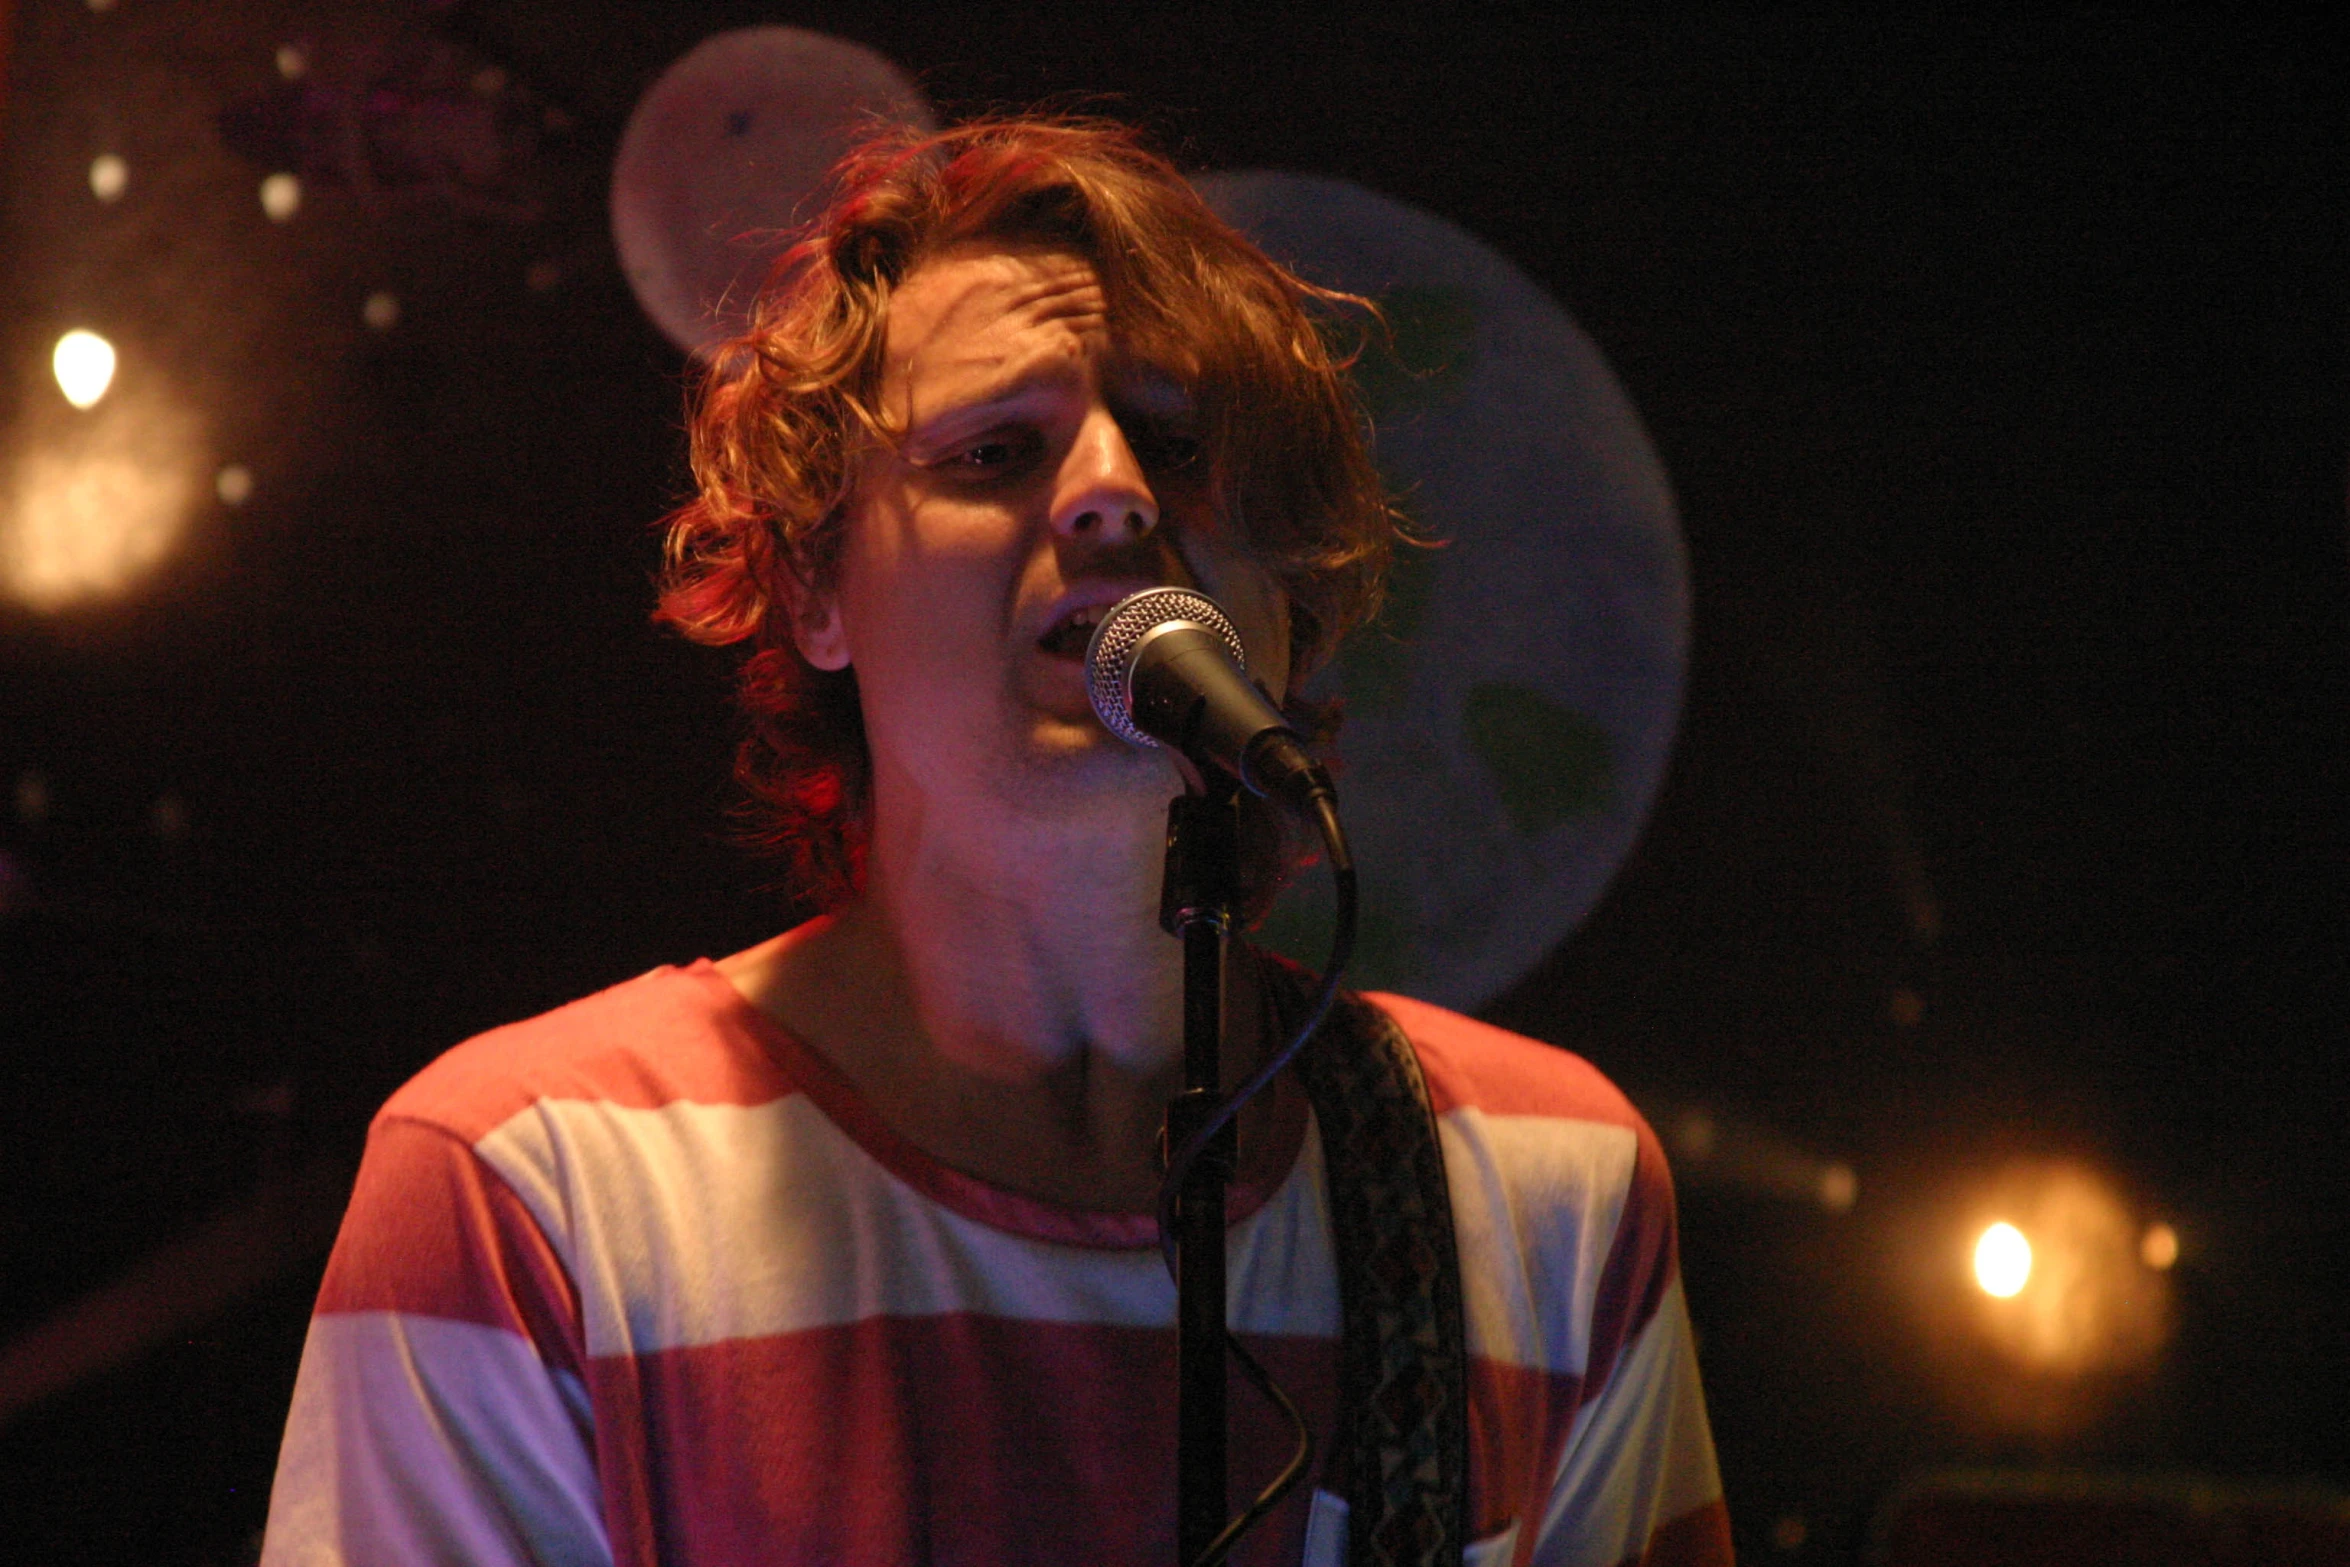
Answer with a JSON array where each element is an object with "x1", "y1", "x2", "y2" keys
[
  {"x1": 1362, "y1": 991, "x2": 1685, "y2": 1363},
  {"x1": 379, "y1": 960, "x2": 794, "y2": 1145},
  {"x1": 1364, "y1": 990, "x2": 1647, "y2": 1135}
]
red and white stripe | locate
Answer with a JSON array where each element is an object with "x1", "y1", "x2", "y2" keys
[{"x1": 262, "y1": 963, "x2": 1730, "y2": 1567}]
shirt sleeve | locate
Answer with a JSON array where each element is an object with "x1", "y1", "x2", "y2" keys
[
  {"x1": 260, "y1": 1115, "x2": 611, "y2": 1567},
  {"x1": 1530, "y1": 1118, "x2": 1734, "y2": 1567}
]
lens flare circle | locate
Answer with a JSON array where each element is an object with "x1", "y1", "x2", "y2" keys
[
  {"x1": 3, "y1": 372, "x2": 204, "y2": 612},
  {"x1": 1974, "y1": 1222, "x2": 2032, "y2": 1297}
]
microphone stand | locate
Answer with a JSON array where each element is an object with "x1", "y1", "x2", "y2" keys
[{"x1": 1160, "y1": 778, "x2": 1240, "y2": 1567}]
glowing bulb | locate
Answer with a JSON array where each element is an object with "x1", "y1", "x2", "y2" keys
[
  {"x1": 90, "y1": 154, "x2": 128, "y2": 201},
  {"x1": 1974, "y1": 1222, "x2": 2032, "y2": 1298},
  {"x1": 53, "y1": 331, "x2": 117, "y2": 409},
  {"x1": 361, "y1": 292, "x2": 400, "y2": 331},
  {"x1": 260, "y1": 172, "x2": 302, "y2": 222},
  {"x1": 2141, "y1": 1222, "x2": 2179, "y2": 1270}
]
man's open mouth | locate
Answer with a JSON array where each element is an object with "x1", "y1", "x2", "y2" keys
[{"x1": 1038, "y1": 603, "x2": 1108, "y2": 659}]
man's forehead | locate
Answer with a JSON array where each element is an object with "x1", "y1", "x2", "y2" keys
[
  {"x1": 887, "y1": 245, "x2": 1106, "y2": 349},
  {"x1": 882, "y1": 244, "x2": 1194, "y2": 408}
]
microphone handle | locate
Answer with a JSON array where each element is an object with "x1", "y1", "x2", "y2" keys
[{"x1": 1129, "y1": 628, "x2": 1333, "y2": 809}]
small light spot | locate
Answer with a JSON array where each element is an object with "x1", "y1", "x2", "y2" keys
[
  {"x1": 1673, "y1": 1109, "x2": 1717, "y2": 1162},
  {"x1": 471, "y1": 65, "x2": 507, "y2": 96},
  {"x1": 1771, "y1": 1514, "x2": 1808, "y2": 1553},
  {"x1": 2141, "y1": 1221, "x2": 2180, "y2": 1270},
  {"x1": 524, "y1": 259, "x2": 563, "y2": 292},
  {"x1": 1974, "y1": 1221, "x2": 2032, "y2": 1298},
  {"x1": 362, "y1": 291, "x2": 401, "y2": 331},
  {"x1": 1888, "y1": 988, "x2": 1925, "y2": 1028},
  {"x1": 150, "y1": 792, "x2": 189, "y2": 841},
  {"x1": 215, "y1": 464, "x2": 254, "y2": 506},
  {"x1": 276, "y1": 44, "x2": 308, "y2": 80},
  {"x1": 260, "y1": 172, "x2": 302, "y2": 222},
  {"x1": 90, "y1": 154, "x2": 129, "y2": 201},
  {"x1": 1818, "y1": 1163, "x2": 1858, "y2": 1213},
  {"x1": 15, "y1": 770, "x2": 51, "y2": 826},
  {"x1": 86, "y1": 0, "x2": 116, "y2": 12},
  {"x1": 53, "y1": 330, "x2": 117, "y2": 409}
]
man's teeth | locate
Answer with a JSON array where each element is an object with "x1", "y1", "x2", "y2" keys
[{"x1": 1043, "y1": 606, "x2": 1105, "y2": 651}]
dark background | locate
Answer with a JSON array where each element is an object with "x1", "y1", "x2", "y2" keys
[{"x1": 1, "y1": 6, "x2": 2343, "y2": 1562}]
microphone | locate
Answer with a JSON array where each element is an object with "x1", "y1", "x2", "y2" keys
[{"x1": 1084, "y1": 586, "x2": 1333, "y2": 810}]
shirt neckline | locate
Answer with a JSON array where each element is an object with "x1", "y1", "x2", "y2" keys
[{"x1": 678, "y1": 957, "x2": 1311, "y2": 1252}]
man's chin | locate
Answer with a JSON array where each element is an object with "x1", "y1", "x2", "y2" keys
[{"x1": 1019, "y1": 713, "x2": 1180, "y2": 790}]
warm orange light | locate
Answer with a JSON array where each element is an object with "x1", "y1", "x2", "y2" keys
[
  {"x1": 1974, "y1": 1222, "x2": 2032, "y2": 1297},
  {"x1": 2141, "y1": 1222, "x2": 2179, "y2": 1270},
  {"x1": 52, "y1": 331, "x2": 117, "y2": 409},
  {"x1": 3, "y1": 374, "x2": 203, "y2": 611}
]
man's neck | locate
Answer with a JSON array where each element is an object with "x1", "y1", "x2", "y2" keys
[{"x1": 719, "y1": 794, "x2": 1276, "y2": 1213}]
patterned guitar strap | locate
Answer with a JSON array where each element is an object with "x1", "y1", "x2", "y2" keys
[{"x1": 1276, "y1": 969, "x2": 1471, "y2": 1567}]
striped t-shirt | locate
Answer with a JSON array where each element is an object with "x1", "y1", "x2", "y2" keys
[{"x1": 262, "y1": 960, "x2": 1731, "y2": 1566}]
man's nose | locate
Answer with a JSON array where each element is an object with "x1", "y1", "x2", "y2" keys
[{"x1": 1050, "y1": 410, "x2": 1158, "y2": 543}]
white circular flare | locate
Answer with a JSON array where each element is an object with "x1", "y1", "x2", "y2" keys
[
  {"x1": 53, "y1": 331, "x2": 117, "y2": 409},
  {"x1": 611, "y1": 27, "x2": 935, "y2": 355},
  {"x1": 215, "y1": 464, "x2": 254, "y2": 506},
  {"x1": 260, "y1": 172, "x2": 302, "y2": 222},
  {"x1": 361, "y1": 292, "x2": 400, "y2": 331},
  {"x1": 1974, "y1": 1222, "x2": 2033, "y2": 1298},
  {"x1": 89, "y1": 154, "x2": 128, "y2": 201}
]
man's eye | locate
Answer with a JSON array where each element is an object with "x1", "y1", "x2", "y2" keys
[
  {"x1": 943, "y1": 433, "x2": 1037, "y2": 473},
  {"x1": 1133, "y1": 430, "x2": 1203, "y2": 473}
]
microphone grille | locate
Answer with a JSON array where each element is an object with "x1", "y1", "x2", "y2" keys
[{"x1": 1084, "y1": 587, "x2": 1247, "y2": 748}]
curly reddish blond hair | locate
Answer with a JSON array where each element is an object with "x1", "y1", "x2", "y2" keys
[{"x1": 658, "y1": 114, "x2": 1395, "y2": 909}]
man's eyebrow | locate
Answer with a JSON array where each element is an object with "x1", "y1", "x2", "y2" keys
[{"x1": 900, "y1": 374, "x2": 1070, "y2": 457}]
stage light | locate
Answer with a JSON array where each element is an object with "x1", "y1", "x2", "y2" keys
[
  {"x1": 276, "y1": 44, "x2": 308, "y2": 80},
  {"x1": 362, "y1": 292, "x2": 400, "y2": 331},
  {"x1": 215, "y1": 464, "x2": 254, "y2": 506},
  {"x1": 2140, "y1": 1222, "x2": 2179, "y2": 1270},
  {"x1": 52, "y1": 331, "x2": 117, "y2": 409},
  {"x1": 89, "y1": 155, "x2": 128, "y2": 202},
  {"x1": 1927, "y1": 1161, "x2": 2172, "y2": 1393},
  {"x1": 1973, "y1": 1222, "x2": 2031, "y2": 1297},
  {"x1": 260, "y1": 173, "x2": 301, "y2": 222}
]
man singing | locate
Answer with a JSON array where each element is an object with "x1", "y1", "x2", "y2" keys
[{"x1": 261, "y1": 115, "x2": 1732, "y2": 1566}]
